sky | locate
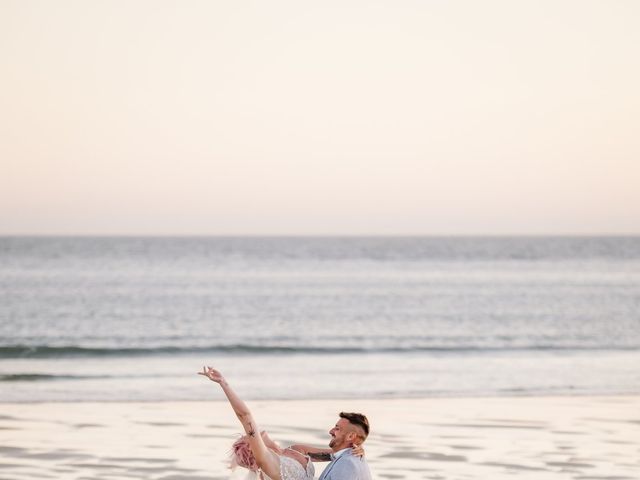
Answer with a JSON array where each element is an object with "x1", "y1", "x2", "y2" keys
[{"x1": 1, "y1": 0, "x2": 639, "y2": 235}]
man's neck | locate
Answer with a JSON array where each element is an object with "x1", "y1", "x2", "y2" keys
[{"x1": 331, "y1": 446, "x2": 351, "y2": 456}]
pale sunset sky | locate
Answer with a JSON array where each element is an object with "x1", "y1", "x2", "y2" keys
[{"x1": 1, "y1": 1, "x2": 639, "y2": 235}]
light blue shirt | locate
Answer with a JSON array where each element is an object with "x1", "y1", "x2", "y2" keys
[{"x1": 319, "y1": 448, "x2": 372, "y2": 480}]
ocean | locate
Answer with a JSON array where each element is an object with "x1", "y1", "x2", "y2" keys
[{"x1": 1, "y1": 236, "x2": 639, "y2": 402}]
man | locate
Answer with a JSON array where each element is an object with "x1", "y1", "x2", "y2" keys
[{"x1": 294, "y1": 412, "x2": 372, "y2": 480}]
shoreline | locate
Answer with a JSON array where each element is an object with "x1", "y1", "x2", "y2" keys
[
  {"x1": 3, "y1": 389, "x2": 640, "y2": 405},
  {"x1": 1, "y1": 395, "x2": 638, "y2": 479}
]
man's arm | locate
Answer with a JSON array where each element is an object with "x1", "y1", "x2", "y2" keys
[
  {"x1": 289, "y1": 444, "x2": 365, "y2": 462},
  {"x1": 289, "y1": 444, "x2": 332, "y2": 462}
]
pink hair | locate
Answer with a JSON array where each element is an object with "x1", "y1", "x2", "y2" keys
[{"x1": 230, "y1": 435, "x2": 260, "y2": 473}]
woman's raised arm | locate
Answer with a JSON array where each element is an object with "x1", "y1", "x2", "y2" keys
[
  {"x1": 198, "y1": 366, "x2": 255, "y2": 431},
  {"x1": 198, "y1": 366, "x2": 281, "y2": 479}
]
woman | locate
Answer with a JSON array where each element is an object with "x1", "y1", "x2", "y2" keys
[{"x1": 198, "y1": 366, "x2": 362, "y2": 480}]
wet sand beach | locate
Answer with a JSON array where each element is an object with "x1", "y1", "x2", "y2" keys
[{"x1": 1, "y1": 396, "x2": 638, "y2": 480}]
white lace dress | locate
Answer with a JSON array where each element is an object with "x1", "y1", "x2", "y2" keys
[{"x1": 278, "y1": 455, "x2": 314, "y2": 480}]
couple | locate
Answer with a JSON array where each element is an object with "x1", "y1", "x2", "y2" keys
[{"x1": 199, "y1": 366, "x2": 372, "y2": 480}]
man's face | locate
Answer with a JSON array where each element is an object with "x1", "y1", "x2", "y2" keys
[{"x1": 328, "y1": 418, "x2": 353, "y2": 451}]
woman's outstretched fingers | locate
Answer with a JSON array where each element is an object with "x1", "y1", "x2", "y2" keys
[{"x1": 197, "y1": 366, "x2": 224, "y2": 383}]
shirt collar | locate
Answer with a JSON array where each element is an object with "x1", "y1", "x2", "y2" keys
[{"x1": 332, "y1": 447, "x2": 351, "y2": 460}]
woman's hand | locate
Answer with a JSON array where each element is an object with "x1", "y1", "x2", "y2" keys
[
  {"x1": 351, "y1": 444, "x2": 365, "y2": 457},
  {"x1": 198, "y1": 366, "x2": 225, "y2": 384}
]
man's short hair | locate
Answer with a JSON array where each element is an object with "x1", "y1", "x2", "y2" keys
[{"x1": 339, "y1": 412, "x2": 370, "y2": 438}]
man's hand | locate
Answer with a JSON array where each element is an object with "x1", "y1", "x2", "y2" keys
[{"x1": 198, "y1": 366, "x2": 225, "y2": 384}]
